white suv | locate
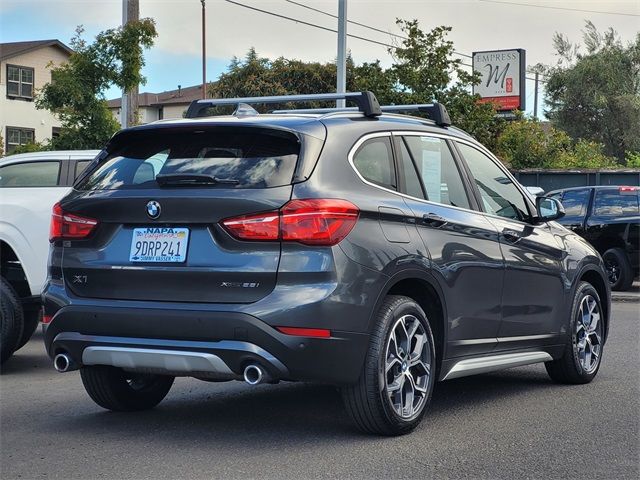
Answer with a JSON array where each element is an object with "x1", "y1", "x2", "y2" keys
[{"x1": 0, "y1": 150, "x2": 99, "y2": 363}]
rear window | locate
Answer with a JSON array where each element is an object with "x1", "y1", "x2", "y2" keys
[
  {"x1": 593, "y1": 189, "x2": 639, "y2": 217},
  {"x1": 76, "y1": 128, "x2": 300, "y2": 190}
]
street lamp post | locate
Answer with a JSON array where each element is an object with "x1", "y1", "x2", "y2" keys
[{"x1": 201, "y1": 0, "x2": 207, "y2": 99}]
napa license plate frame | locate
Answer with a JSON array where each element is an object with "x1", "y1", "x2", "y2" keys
[{"x1": 129, "y1": 227, "x2": 190, "y2": 263}]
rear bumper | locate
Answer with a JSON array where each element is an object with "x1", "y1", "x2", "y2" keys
[{"x1": 43, "y1": 303, "x2": 370, "y2": 384}]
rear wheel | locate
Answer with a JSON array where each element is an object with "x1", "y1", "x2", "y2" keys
[
  {"x1": 341, "y1": 295, "x2": 436, "y2": 435},
  {"x1": 80, "y1": 366, "x2": 174, "y2": 411},
  {"x1": 0, "y1": 277, "x2": 24, "y2": 364},
  {"x1": 603, "y1": 247, "x2": 633, "y2": 291},
  {"x1": 545, "y1": 282, "x2": 604, "y2": 384}
]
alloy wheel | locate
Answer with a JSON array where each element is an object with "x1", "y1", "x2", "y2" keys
[
  {"x1": 604, "y1": 255, "x2": 620, "y2": 285},
  {"x1": 384, "y1": 314, "x2": 432, "y2": 419},
  {"x1": 574, "y1": 295, "x2": 603, "y2": 374}
]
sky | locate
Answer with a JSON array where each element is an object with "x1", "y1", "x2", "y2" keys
[{"x1": 1, "y1": 0, "x2": 638, "y2": 116}]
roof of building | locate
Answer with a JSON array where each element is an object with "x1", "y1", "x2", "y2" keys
[
  {"x1": 107, "y1": 84, "x2": 204, "y2": 109},
  {"x1": 0, "y1": 39, "x2": 73, "y2": 61}
]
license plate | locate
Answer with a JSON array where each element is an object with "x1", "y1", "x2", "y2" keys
[{"x1": 129, "y1": 227, "x2": 189, "y2": 262}]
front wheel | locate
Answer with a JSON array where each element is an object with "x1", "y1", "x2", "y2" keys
[
  {"x1": 80, "y1": 366, "x2": 174, "y2": 411},
  {"x1": 341, "y1": 295, "x2": 436, "y2": 435},
  {"x1": 545, "y1": 282, "x2": 605, "y2": 384}
]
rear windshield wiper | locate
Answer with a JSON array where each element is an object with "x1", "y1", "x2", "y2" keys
[{"x1": 155, "y1": 173, "x2": 240, "y2": 186}]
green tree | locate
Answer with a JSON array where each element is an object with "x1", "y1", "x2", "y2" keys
[
  {"x1": 544, "y1": 22, "x2": 640, "y2": 162},
  {"x1": 207, "y1": 20, "x2": 504, "y2": 149},
  {"x1": 387, "y1": 20, "x2": 504, "y2": 149},
  {"x1": 496, "y1": 118, "x2": 617, "y2": 169},
  {"x1": 37, "y1": 20, "x2": 157, "y2": 150},
  {"x1": 209, "y1": 48, "x2": 341, "y2": 112}
]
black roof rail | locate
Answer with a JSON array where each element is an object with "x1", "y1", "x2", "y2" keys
[
  {"x1": 185, "y1": 91, "x2": 382, "y2": 119},
  {"x1": 272, "y1": 103, "x2": 452, "y2": 127}
]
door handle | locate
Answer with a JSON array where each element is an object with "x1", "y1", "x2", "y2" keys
[
  {"x1": 422, "y1": 213, "x2": 447, "y2": 227},
  {"x1": 502, "y1": 228, "x2": 521, "y2": 243}
]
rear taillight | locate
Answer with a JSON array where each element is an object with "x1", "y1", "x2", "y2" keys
[
  {"x1": 221, "y1": 198, "x2": 359, "y2": 246},
  {"x1": 619, "y1": 186, "x2": 638, "y2": 193},
  {"x1": 220, "y1": 211, "x2": 280, "y2": 241},
  {"x1": 49, "y1": 202, "x2": 98, "y2": 242}
]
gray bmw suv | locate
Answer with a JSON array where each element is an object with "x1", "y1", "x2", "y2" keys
[{"x1": 43, "y1": 92, "x2": 610, "y2": 435}]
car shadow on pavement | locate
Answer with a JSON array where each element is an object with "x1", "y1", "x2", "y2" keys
[
  {"x1": 41, "y1": 366, "x2": 564, "y2": 444},
  {"x1": 0, "y1": 332, "x2": 48, "y2": 375}
]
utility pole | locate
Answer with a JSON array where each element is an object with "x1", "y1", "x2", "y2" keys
[
  {"x1": 336, "y1": 0, "x2": 347, "y2": 108},
  {"x1": 533, "y1": 71, "x2": 539, "y2": 119},
  {"x1": 121, "y1": 0, "x2": 139, "y2": 128},
  {"x1": 201, "y1": 0, "x2": 207, "y2": 99}
]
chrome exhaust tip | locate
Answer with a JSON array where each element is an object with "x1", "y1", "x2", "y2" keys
[
  {"x1": 53, "y1": 353, "x2": 74, "y2": 373},
  {"x1": 243, "y1": 364, "x2": 266, "y2": 385}
]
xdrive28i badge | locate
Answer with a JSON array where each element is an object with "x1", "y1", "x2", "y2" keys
[{"x1": 146, "y1": 200, "x2": 161, "y2": 219}]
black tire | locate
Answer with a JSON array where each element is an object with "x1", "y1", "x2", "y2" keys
[
  {"x1": 545, "y1": 282, "x2": 605, "y2": 384},
  {"x1": 603, "y1": 247, "x2": 634, "y2": 291},
  {"x1": 80, "y1": 365, "x2": 174, "y2": 411},
  {"x1": 0, "y1": 277, "x2": 24, "y2": 364},
  {"x1": 15, "y1": 306, "x2": 41, "y2": 351},
  {"x1": 341, "y1": 295, "x2": 436, "y2": 436}
]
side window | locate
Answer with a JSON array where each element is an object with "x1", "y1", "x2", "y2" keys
[
  {"x1": 397, "y1": 140, "x2": 425, "y2": 199},
  {"x1": 0, "y1": 161, "x2": 61, "y2": 187},
  {"x1": 457, "y1": 142, "x2": 530, "y2": 221},
  {"x1": 561, "y1": 189, "x2": 591, "y2": 217},
  {"x1": 594, "y1": 189, "x2": 640, "y2": 217},
  {"x1": 352, "y1": 137, "x2": 396, "y2": 190},
  {"x1": 74, "y1": 160, "x2": 92, "y2": 179},
  {"x1": 403, "y1": 136, "x2": 470, "y2": 209}
]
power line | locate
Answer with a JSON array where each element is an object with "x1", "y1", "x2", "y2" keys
[
  {"x1": 223, "y1": 0, "x2": 544, "y2": 83},
  {"x1": 284, "y1": 0, "x2": 474, "y2": 59},
  {"x1": 224, "y1": 0, "x2": 394, "y2": 49},
  {"x1": 477, "y1": 0, "x2": 640, "y2": 17}
]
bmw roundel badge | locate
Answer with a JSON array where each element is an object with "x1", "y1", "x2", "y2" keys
[{"x1": 146, "y1": 200, "x2": 161, "y2": 219}]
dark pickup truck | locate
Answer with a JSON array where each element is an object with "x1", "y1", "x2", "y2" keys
[{"x1": 548, "y1": 186, "x2": 639, "y2": 291}]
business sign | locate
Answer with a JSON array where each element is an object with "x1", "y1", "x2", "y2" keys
[{"x1": 472, "y1": 49, "x2": 525, "y2": 111}]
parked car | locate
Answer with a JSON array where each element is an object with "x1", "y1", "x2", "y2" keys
[
  {"x1": 548, "y1": 185, "x2": 639, "y2": 291},
  {"x1": 0, "y1": 150, "x2": 99, "y2": 363},
  {"x1": 43, "y1": 92, "x2": 610, "y2": 435}
]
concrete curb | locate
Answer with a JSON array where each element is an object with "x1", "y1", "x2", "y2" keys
[
  {"x1": 611, "y1": 294, "x2": 640, "y2": 303},
  {"x1": 611, "y1": 282, "x2": 640, "y2": 303}
]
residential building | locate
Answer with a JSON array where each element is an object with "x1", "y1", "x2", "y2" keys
[
  {"x1": 0, "y1": 40, "x2": 72, "y2": 154},
  {"x1": 107, "y1": 84, "x2": 204, "y2": 126}
]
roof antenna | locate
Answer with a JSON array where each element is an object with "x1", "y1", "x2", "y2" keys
[{"x1": 233, "y1": 103, "x2": 259, "y2": 117}]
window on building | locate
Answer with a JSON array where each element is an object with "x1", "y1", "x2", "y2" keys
[
  {"x1": 7, "y1": 65, "x2": 34, "y2": 99},
  {"x1": 6, "y1": 127, "x2": 35, "y2": 153}
]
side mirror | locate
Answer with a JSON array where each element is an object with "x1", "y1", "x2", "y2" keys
[{"x1": 536, "y1": 196, "x2": 565, "y2": 222}]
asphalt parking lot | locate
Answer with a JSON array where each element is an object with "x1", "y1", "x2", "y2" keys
[{"x1": 1, "y1": 302, "x2": 638, "y2": 480}]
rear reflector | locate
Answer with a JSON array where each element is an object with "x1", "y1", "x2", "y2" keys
[
  {"x1": 42, "y1": 315, "x2": 53, "y2": 325},
  {"x1": 276, "y1": 327, "x2": 331, "y2": 338},
  {"x1": 50, "y1": 202, "x2": 98, "y2": 242},
  {"x1": 221, "y1": 198, "x2": 359, "y2": 246}
]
